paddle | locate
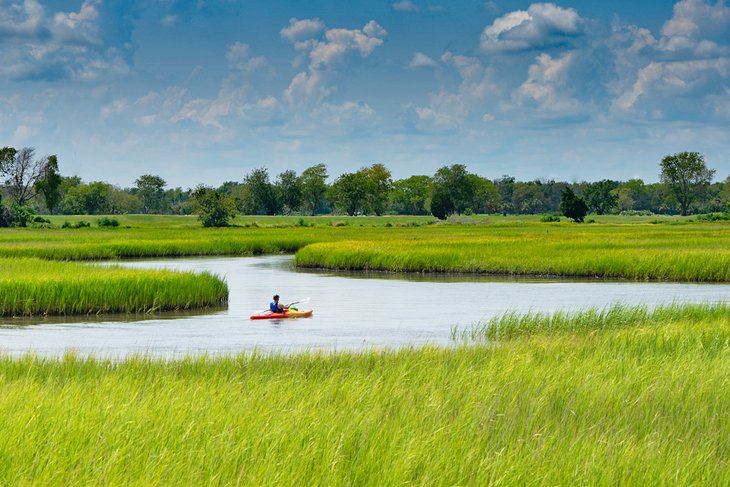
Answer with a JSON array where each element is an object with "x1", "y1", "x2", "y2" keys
[{"x1": 257, "y1": 297, "x2": 310, "y2": 315}]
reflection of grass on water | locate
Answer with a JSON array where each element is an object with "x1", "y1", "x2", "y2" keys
[{"x1": 0, "y1": 301, "x2": 727, "y2": 484}]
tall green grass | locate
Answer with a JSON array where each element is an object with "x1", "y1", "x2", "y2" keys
[
  {"x1": 294, "y1": 225, "x2": 730, "y2": 281},
  {"x1": 0, "y1": 258, "x2": 227, "y2": 316},
  {"x1": 452, "y1": 301, "x2": 730, "y2": 341},
  {"x1": 0, "y1": 311, "x2": 728, "y2": 484}
]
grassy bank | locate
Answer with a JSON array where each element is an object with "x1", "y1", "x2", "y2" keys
[
  {"x1": 294, "y1": 224, "x2": 730, "y2": 281},
  {"x1": 0, "y1": 258, "x2": 227, "y2": 316},
  {"x1": 0, "y1": 305, "x2": 727, "y2": 484}
]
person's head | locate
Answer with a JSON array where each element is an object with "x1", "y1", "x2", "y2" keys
[{"x1": 273, "y1": 294, "x2": 280, "y2": 302}]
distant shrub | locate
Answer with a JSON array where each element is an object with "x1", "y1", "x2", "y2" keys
[
  {"x1": 540, "y1": 215, "x2": 561, "y2": 222},
  {"x1": 33, "y1": 216, "x2": 51, "y2": 224},
  {"x1": 384, "y1": 222, "x2": 392, "y2": 227},
  {"x1": 97, "y1": 217, "x2": 120, "y2": 227},
  {"x1": 62, "y1": 220, "x2": 91, "y2": 229},
  {"x1": 619, "y1": 210, "x2": 654, "y2": 216},
  {"x1": 697, "y1": 212, "x2": 730, "y2": 221},
  {"x1": 10, "y1": 205, "x2": 35, "y2": 227},
  {"x1": 586, "y1": 219, "x2": 596, "y2": 224},
  {"x1": 463, "y1": 208, "x2": 474, "y2": 216},
  {"x1": 331, "y1": 221, "x2": 348, "y2": 227}
]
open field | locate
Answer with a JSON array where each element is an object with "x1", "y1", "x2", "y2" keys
[
  {"x1": 0, "y1": 258, "x2": 227, "y2": 316},
  {"x1": 0, "y1": 303, "x2": 727, "y2": 484}
]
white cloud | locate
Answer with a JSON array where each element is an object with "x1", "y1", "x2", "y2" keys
[
  {"x1": 100, "y1": 98, "x2": 129, "y2": 121},
  {"x1": 284, "y1": 20, "x2": 387, "y2": 104},
  {"x1": 661, "y1": 0, "x2": 730, "y2": 38},
  {"x1": 0, "y1": 0, "x2": 45, "y2": 37},
  {"x1": 0, "y1": 0, "x2": 130, "y2": 81},
  {"x1": 615, "y1": 58, "x2": 730, "y2": 113},
  {"x1": 393, "y1": 0, "x2": 420, "y2": 12},
  {"x1": 513, "y1": 51, "x2": 582, "y2": 114},
  {"x1": 407, "y1": 52, "x2": 437, "y2": 68},
  {"x1": 415, "y1": 52, "x2": 497, "y2": 127},
  {"x1": 225, "y1": 42, "x2": 268, "y2": 73},
  {"x1": 611, "y1": 1, "x2": 730, "y2": 116},
  {"x1": 280, "y1": 18, "x2": 325, "y2": 42},
  {"x1": 480, "y1": 3, "x2": 585, "y2": 52}
]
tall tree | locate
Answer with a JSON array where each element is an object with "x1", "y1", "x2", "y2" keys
[
  {"x1": 239, "y1": 167, "x2": 280, "y2": 215},
  {"x1": 0, "y1": 146, "x2": 51, "y2": 206},
  {"x1": 361, "y1": 163, "x2": 392, "y2": 215},
  {"x1": 134, "y1": 174, "x2": 167, "y2": 214},
  {"x1": 432, "y1": 164, "x2": 473, "y2": 214},
  {"x1": 560, "y1": 187, "x2": 588, "y2": 223},
  {"x1": 34, "y1": 154, "x2": 62, "y2": 213},
  {"x1": 328, "y1": 172, "x2": 368, "y2": 216},
  {"x1": 660, "y1": 151, "x2": 715, "y2": 216},
  {"x1": 583, "y1": 180, "x2": 619, "y2": 215},
  {"x1": 299, "y1": 163, "x2": 329, "y2": 215},
  {"x1": 275, "y1": 170, "x2": 302, "y2": 214},
  {"x1": 391, "y1": 175, "x2": 432, "y2": 215}
]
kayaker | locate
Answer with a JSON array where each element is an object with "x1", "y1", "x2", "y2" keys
[{"x1": 269, "y1": 294, "x2": 288, "y2": 313}]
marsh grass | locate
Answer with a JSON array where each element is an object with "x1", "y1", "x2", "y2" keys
[
  {"x1": 0, "y1": 258, "x2": 227, "y2": 316},
  {"x1": 294, "y1": 225, "x2": 730, "y2": 281},
  {"x1": 0, "y1": 310, "x2": 727, "y2": 484},
  {"x1": 451, "y1": 301, "x2": 730, "y2": 341}
]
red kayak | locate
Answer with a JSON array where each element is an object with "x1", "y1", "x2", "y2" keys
[{"x1": 250, "y1": 309, "x2": 313, "y2": 320}]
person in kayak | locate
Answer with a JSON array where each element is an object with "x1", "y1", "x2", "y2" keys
[{"x1": 270, "y1": 294, "x2": 289, "y2": 313}]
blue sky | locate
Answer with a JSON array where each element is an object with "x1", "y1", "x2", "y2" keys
[{"x1": 1, "y1": 0, "x2": 729, "y2": 187}]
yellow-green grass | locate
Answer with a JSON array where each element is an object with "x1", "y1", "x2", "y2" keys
[
  {"x1": 294, "y1": 224, "x2": 730, "y2": 281},
  {"x1": 0, "y1": 258, "x2": 227, "y2": 316},
  {"x1": 0, "y1": 307, "x2": 727, "y2": 484}
]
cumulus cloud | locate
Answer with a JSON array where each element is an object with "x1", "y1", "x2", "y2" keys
[
  {"x1": 283, "y1": 19, "x2": 387, "y2": 104},
  {"x1": 612, "y1": 0, "x2": 730, "y2": 115},
  {"x1": 407, "y1": 52, "x2": 437, "y2": 68},
  {"x1": 0, "y1": 0, "x2": 131, "y2": 81},
  {"x1": 225, "y1": 41, "x2": 268, "y2": 73},
  {"x1": 480, "y1": 3, "x2": 585, "y2": 52},
  {"x1": 280, "y1": 18, "x2": 325, "y2": 42},
  {"x1": 513, "y1": 51, "x2": 583, "y2": 114},
  {"x1": 415, "y1": 52, "x2": 497, "y2": 127},
  {"x1": 0, "y1": 0, "x2": 45, "y2": 37}
]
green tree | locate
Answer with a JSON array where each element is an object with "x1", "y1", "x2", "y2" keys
[
  {"x1": 275, "y1": 170, "x2": 302, "y2": 214},
  {"x1": 560, "y1": 187, "x2": 588, "y2": 222},
  {"x1": 34, "y1": 155, "x2": 62, "y2": 213},
  {"x1": 468, "y1": 175, "x2": 502, "y2": 214},
  {"x1": 135, "y1": 174, "x2": 167, "y2": 214},
  {"x1": 432, "y1": 164, "x2": 473, "y2": 214},
  {"x1": 62, "y1": 182, "x2": 113, "y2": 215},
  {"x1": 660, "y1": 151, "x2": 715, "y2": 216},
  {"x1": 191, "y1": 186, "x2": 238, "y2": 227},
  {"x1": 361, "y1": 164, "x2": 392, "y2": 215},
  {"x1": 583, "y1": 180, "x2": 619, "y2": 215},
  {"x1": 328, "y1": 172, "x2": 368, "y2": 216},
  {"x1": 239, "y1": 167, "x2": 280, "y2": 215},
  {"x1": 299, "y1": 164, "x2": 329, "y2": 215},
  {"x1": 391, "y1": 175, "x2": 432, "y2": 215},
  {"x1": 429, "y1": 189, "x2": 454, "y2": 220}
]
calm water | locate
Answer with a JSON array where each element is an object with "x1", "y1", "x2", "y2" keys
[{"x1": 1, "y1": 255, "x2": 729, "y2": 357}]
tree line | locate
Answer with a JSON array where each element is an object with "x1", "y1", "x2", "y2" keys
[{"x1": 0, "y1": 145, "x2": 724, "y2": 227}]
